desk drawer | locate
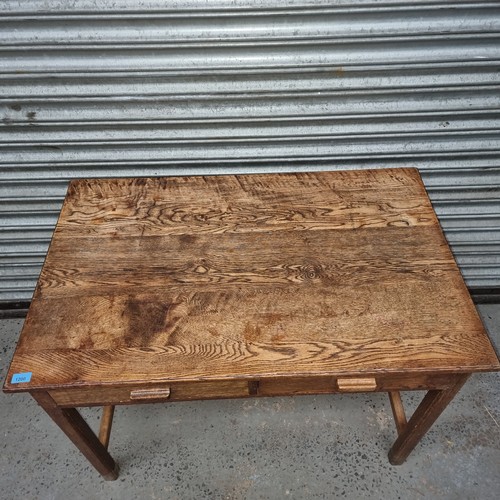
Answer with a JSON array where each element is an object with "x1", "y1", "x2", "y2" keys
[
  {"x1": 49, "y1": 380, "x2": 251, "y2": 407},
  {"x1": 252, "y1": 374, "x2": 455, "y2": 396}
]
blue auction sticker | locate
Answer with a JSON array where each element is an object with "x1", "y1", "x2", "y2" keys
[{"x1": 11, "y1": 372, "x2": 32, "y2": 384}]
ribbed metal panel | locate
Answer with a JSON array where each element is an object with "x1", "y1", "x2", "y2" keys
[{"x1": 1, "y1": 0, "x2": 500, "y2": 301}]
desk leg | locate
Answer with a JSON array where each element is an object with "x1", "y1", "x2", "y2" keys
[
  {"x1": 388, "y1": 374, "x2": 469, "y2": 465},
  {"x1": 31, "y1": 391, "x2": 119, "y2": 480}
]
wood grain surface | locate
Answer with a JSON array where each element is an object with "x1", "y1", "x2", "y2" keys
[{"x1": 4, "y1": 168, "x2": 499, "y2": 392}]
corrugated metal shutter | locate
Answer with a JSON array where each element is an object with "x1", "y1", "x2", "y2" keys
[{"x1": 1, "y1": 0, "x2": 500, "y2": 303}]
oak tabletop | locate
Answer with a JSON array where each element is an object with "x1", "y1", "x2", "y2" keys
[{"x1": 4, "y1": 168, "x2": 500, "y2": 392}]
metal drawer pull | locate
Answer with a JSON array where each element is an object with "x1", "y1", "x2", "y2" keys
[{"x1": 130, "y1": 387, "x2": 171, "y2": 400}]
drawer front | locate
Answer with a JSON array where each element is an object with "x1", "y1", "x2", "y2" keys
[
  {"x1": 253, "y1": 373, "x2": 456, "y2": 396},
  {"x1": 49, "y1": 380, "x2": 251, "y2": 407}
]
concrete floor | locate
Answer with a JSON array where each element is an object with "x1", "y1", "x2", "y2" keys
[{"x1": 1, "y1": 305, "x2": 499, "y2": 500}]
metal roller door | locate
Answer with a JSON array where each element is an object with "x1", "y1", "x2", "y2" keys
[{"x1": 1, "y1": 0, "x2": 500, "y2": 305}]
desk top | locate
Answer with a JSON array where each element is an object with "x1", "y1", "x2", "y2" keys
[{"x1": 4, "y1": 168, "x2": 499, "y2": 392}]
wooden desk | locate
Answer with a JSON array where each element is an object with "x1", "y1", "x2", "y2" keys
[{"x1": 4, "y1": 168, "x2": 499, "y2": 480}]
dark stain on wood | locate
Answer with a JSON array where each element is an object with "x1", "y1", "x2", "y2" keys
[
  {"x1": 244, "y1": 322, "x2": 262, "y2": 342},
  {"x1": 124, "y1": 298, "x2": 171, "y2": 347},
  {"x1": 179, "y1": 234, "x2": 197, "y2": 247}
]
